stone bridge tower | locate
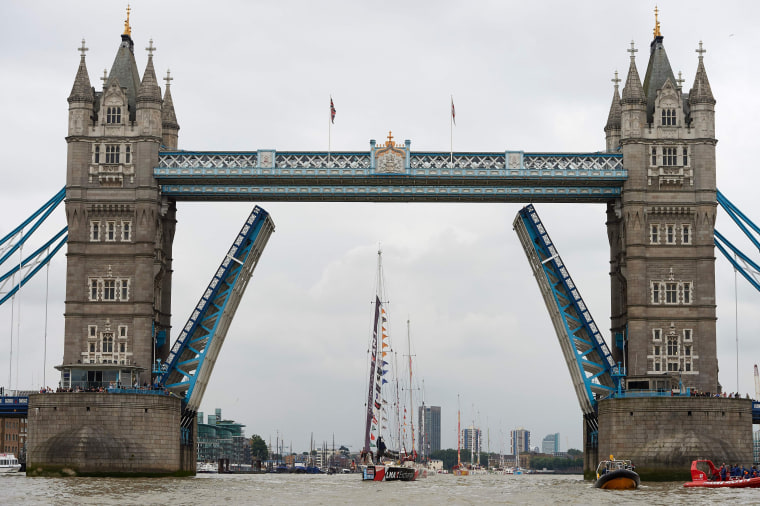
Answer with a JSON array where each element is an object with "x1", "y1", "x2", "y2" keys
[
  {"x1": 58, "y1": 13, "x2": 179, "y2": 390},
  {"x1": 605, "y1": 18, "x2": 718, "y2": 394}
]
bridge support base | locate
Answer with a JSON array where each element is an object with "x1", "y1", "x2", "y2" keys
[
  {"x1": 26, "y1": 393, "x2": 195, "y2": 477},
  {"x1": 594, "y1": 396, "x2": 752, "y2": 481}
]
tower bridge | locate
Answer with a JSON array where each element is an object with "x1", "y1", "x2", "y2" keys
[{"x1": 5, "y1": 9, "x2": 757, "y2": 479}]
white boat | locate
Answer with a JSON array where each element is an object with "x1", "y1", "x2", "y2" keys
[
  {"x1": 196, "y1": 462, "x2": 218, "y2": 473},
  {"x1": 0, "y1": 453, "x2": 21, "y2": 473}
]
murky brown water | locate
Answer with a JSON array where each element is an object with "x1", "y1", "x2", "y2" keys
[{"x1": 3, "y1": 471, "x2": 757, "y2": 505}]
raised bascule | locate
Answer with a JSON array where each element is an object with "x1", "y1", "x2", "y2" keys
[{"x1": 4, "y1": 9, "x2": 758, "y2": 477}]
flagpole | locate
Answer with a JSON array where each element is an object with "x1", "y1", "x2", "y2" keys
[
  {"x1": 450, "y1": 95, "x2": 454, "y2": 166},
  {"x1": 328, "y1": 95, "x2": 332, "y2": 166}
]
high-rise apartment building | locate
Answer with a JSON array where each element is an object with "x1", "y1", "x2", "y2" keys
[{"x1": 418, "y1": 405, "x2": 441, "y2": 455}]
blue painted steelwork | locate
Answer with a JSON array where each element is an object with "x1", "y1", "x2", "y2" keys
[
  {"x1": 513, "y1": 204, "x2": 620, "y2": 416},
  {"x1": 158, "y1": 206, "x2": 275, "y2": 412},
  {"x1": 0, "y1": 396, "x2": 28, "y2": 416},
  {"x1": 715, "y1": 190, "x2": 760, "y2": 292},
  {"x1": 0, "y1": 187, "x2": 65, "y2": 265},
  {"x1": 0, "y1": 227, "x2": 68, "y2": 306},
  {"x1": 155, "y1": 150, "x2": 626, "y2": 202},
  {"x1": 0, "y1": 188, "x2": 67, "y2": 307}
]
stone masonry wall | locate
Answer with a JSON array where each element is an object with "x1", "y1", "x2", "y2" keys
[
  {"x1": 598, "y1": 397, "x2": 752, "y2": 480},
  {"x1": 27, "y1": 393, "x2": 186, "y2": 476}
]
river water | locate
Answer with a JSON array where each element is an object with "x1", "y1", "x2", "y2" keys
[{"x1": 3, "y1": 471, "x2": 758, "y2": 505}]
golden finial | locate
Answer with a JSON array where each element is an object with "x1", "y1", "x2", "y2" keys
[
  {"x1": 386, "y1": 131, "x2": 394, "y2": 147},
  {"x1": 653, "y1": 6, "x2": 661, "y2": 38},
  {"x1": 123, "y1": 5, "x2": 132, "y2": 37}
]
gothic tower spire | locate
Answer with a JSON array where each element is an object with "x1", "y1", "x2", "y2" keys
[
  {"x1": 604, "y1": 71, "x2": 622, "y2": 152},
  {"x1": 161, "y1": 70, "x2": 180, "y2": 149}
]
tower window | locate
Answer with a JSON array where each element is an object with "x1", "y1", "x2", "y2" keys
[
  {"x1": 121, "y1": 221, "x2": 131, "y2": 242},
  {"x1": 119, "y1": 280, "x2": 129, "y2": 301},
  {"x1": 683, "y1": 329, "x2": 692, "y2": 341},
  {"x1": 105, "y1": 144, "x2": 120, "y2": 164},
  {"x1": 650, "y1": 224, "x2": 659, "y2": 244},
  {"x1": 94, "y1": 145, "x2": 100, "y2": 164},
  {"x1": 666, "y1": 224, "x2": 676, "y2": 244},
  {"x1": 682, "y1": 224, "x2": 691, "y2": 245},
  {"x1": 106, "y1": 106, "x2": 121, "y2": 124},
  {"x1": 106, "y1": 221, "x2": 116, "y2": 242},
  {"x1": 682, "y1": 147, "x2": 688, "y2": 166},
  {"x1": 88, "y1": 277, "x2": 130, "y2": 302},
  {"x1": 683, "y1": 283, "x2": 692, "y2": 304},
  {"x1": 88, "y1": 325, "x2": 97, "y2": 338},
  {"x1": 118, "y1": 325, "x2": 128, "y2": 338},
  {"x1": 652, "y1": 283, "x2": 661, "y2": 303},
  {"x1": 662, "y1": 108, "x2": 676, "y2": 126},
  {"x1": 653, "y1": 328, "x2": 662, "y2": 341},
  {"x1": 102, "y1": 334, "x2": 114, "y2": 353},
  {"x1": 651, "y1": 147, "x2": 657, "y2": 166},
  {"x1": 662, "y1": 147, "x2": 678, "y2": 166},
  {"x1": 125, "y1": 145, "x2": 131, "y2": 164},
  {"x1": 103, "y1": 280, "x2": 116, "y2": 301},
  {"x1": 665, "y1": 282, "x2": 678, "y2": 304},
  {"x1": 654, "y1": 345, "x2": 661, "y2": 356},
  {"x1": 667, "y1": 337, "x2": 678, "y2": 357},
  {"x1": 90, "y1": 221, "x2": 100, "y2": 242}
]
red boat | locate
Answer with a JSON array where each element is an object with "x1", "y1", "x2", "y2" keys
[{"x1": 684, "y1": 460, "x2": 760, "y2": 488}]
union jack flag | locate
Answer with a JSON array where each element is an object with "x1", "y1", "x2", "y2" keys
[
  {"x1": 330, "y1": 97, "x2": 336, "y2": 124},
  {"x1": 451, "y1": 97, "x2": 456, "y2": 126}
]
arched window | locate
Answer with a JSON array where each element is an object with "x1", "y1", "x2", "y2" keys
[
  {"x1": 102, "y1": 334, "x2": 113, "y2": 353},
  {"x1": 667, "y1": 337, "x2": 678, "y2": 357}
]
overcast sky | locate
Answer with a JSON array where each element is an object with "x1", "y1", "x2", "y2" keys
[{"x1": 2, "y1": 1, "x2": 760, "y2": 455}]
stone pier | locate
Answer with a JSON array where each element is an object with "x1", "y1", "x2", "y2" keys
[{"x1": 26, "y1": 393, "x2": 195, "y2": 477}]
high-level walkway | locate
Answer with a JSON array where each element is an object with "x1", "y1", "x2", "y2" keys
[{"x1": 155, "y1": 148, "x2": 625, "y2": 202}]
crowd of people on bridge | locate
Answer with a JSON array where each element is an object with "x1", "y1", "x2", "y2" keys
[{"x1": 689, "y1": 390, "x2": 747, "y2": 398}]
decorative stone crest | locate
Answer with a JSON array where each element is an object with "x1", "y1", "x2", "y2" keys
[{"x1": 374, "y1": 131, "x2": 405, "y2": 174}]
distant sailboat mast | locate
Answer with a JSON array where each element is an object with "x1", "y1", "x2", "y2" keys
[
  {"x1": 457, "y1": 394, "x2": 462, "y2": 469},
  {"x1": 407, "y1": 318, "x2": 415, "y2": 460}
]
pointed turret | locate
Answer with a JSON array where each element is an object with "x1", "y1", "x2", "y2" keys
[
  {"x1": 621, "y1": 43, "x2": 646, "y2": 105},
  {"x1": 137, "y1": 40, "x2": 162, "y2": 104},
  {"x1": 620, "y1": 42, "x2": 646, "y2": 140},
  {"x1": 161, "y1": 69, "x2": 180, "y2": 149},
  {"x1": 688, "y1": 41, "x2": 716, "y2": 139},
  {"x1": 68, "y1": 40, "x2": 94, "y2": 137},
  {"x1": 136, "y1": 39, "x2": 163, "y2": 138},
  {"x1": 604, "y1": 71, "x2": 622, "y2": 152},
  {"x1": 689, "y1": 42, "x2": 715, "y2": 105},
  {"x1": 68, "y1": 39, "x2": 94, "y2": 104}
]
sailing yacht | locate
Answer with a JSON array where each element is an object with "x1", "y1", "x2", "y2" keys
[{"x1": 360, "y1": 249, "x2": 391, "y2": 481}]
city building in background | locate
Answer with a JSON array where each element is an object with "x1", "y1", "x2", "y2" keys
[
  {"x1": 510, "y1": 427, "x2": 530, "y2": 455},
  {"x1": 197, "y1": 408, "x2": 250, "y2": 467},
  {"x1": 418, "y1": 405, "x2": 441, "y2": 455},
  {"x1": 542, "y1": 433, "x2": 560, "y2": 455},
  {"x1": 462, "y1": 425, "x2": 482, "y2": 454}
]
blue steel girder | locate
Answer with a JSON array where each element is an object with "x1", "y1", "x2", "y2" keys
[
  {"x1": 159, "y1": 205, "x2": 275, "y2": 411},
  {"x1": 155, "y1": 151, "x2": 625, "y2": 203},
  {"x1": 513, "y1": 204, "x2": 619, "y2": 415},
  {"x1": 715, "y1": 190, "x2": 760, "y2": 293}
]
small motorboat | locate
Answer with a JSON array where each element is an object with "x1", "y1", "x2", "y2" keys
[
  {"x1": 594, "y1": 456, "x2": 640, "y2": 490},
  {"x1": 683, "y1": 460, "x2": 760, "y2": 488}
]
